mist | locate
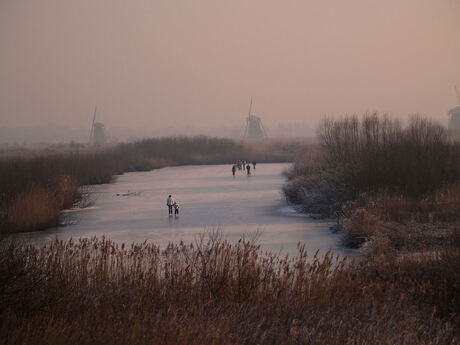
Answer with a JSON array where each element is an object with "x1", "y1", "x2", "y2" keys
[{"x1": 1, "y1": 0, "x2": 459, "y2": 142}]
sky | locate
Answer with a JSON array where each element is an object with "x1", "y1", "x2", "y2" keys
[{"x1": 0, "y1": 0, "x2": 459, "y2": 140}]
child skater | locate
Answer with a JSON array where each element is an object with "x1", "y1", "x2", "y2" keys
[{"x1": 173, "y1": 201, "x2": 180, "y2": 216}]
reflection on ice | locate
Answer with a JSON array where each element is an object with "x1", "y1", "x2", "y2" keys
[
  {"x1": 60, "y1": 206, "x2": 100, "y2": 213},
  {"x1": 278, "y1": 205, "x2": 309, "y2": 217}
]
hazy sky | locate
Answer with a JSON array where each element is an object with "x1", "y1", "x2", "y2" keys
[{"x1": 1, "y1": 0, "x2": 459, "y2": 135}]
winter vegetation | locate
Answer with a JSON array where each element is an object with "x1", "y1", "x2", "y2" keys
[
  {"x1": 284, "y1": 113, "x2": 460, "y2": 249},
  {"x1": 1, "y1": 118, "x2": 459, "y2": 344},
  {"x1": 0, "y1": 136, "x2": 305, "y2": 234},
  {"x1": 1, "y1": 231, "x2": 459, "y2": 344}
]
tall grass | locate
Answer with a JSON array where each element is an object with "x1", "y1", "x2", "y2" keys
[
  {"x1": 0, "y1": 137, "x2": 304, "y2": 233},
  {"x1": 1, "y1": 233, "x2": 459, "y2": 344}
]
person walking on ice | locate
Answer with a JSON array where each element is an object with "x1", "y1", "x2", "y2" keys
[
  {"x1": 173, "y1": 201, "x2": 180, "y2": 216},
  {"x1": 166, "y1": 195, "x2": 174, "y2": 216}
]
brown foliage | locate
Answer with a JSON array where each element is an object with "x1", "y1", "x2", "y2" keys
[
  {"x1": 318, "y1": 114, "x2": 460, "y2": 197},
  {"x1": 0, "y1": 234, "x2": 458, "y2": 344},
  {"x1": 339, "y1": 189, "x2": 460, "y2": 252},
  {"x1": 5, "y1": 175, "x2": 78, "y2": 232},
  {"x1": 284, "y1": 114, "x2": 460, "y2": 217}
]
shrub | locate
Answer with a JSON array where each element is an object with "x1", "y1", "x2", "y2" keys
[
  {"x1": 318, "y1": 113, "x2": 460, "y2": 197},
  {"x1": 284, "y1": 114, "x2": 460, "y2": 218}
]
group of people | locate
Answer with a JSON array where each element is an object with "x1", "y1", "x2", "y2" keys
[
  {"x1": 166, "y1": 195, "x2": 179, "y2": 216},
  {"x1": 166, "y1": 161, "x2": 259, "y2": 216},
  {"x1": 232, "y1": 160, "x2": 256, "y2": 176}
]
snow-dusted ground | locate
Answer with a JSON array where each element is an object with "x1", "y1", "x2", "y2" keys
[{"x1": 15, "y1": 163, "x2": 355, "y2": 258}]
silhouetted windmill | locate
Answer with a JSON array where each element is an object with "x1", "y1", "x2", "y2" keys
[
  {"x1": 243, "y1": 97, "x2": 267, "y2": 139},
  {"x1": 448, "y1": 86, "x2": 460, "y2": 135},
  {"x1": 89, "y1": 106, "x2": 107, "y2": 145}
]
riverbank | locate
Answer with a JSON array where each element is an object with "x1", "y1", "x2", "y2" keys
[
  {"x1": 0, "y1": 137, "x2": 307, "y2": 234},
  {"x1": 1, "y1": 233, "x2": 458, "y2": 344},
  {"x1": 283, "y1": 114, "x2": 460, "y2": 255}
]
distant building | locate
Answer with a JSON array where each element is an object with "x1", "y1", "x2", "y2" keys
[
  {"x1": 448, "y1": 106, "x2": 460, "y2": 136},
  {"x1": 449, "y1": 87, "x2": 460, "y2": 136},
  {"x1": 90, "y1": 122, "x2": 107, "y2": 145},
  {"x1": 88, "y1": 106, "x2": 108, "y2": 145},
  {"x1": 243, "y1": 97, "x2": 267, "y2": 139}
]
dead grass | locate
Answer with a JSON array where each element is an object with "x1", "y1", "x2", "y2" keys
[
  {"x1": 5, "y1": 175, "x2": 78, "y2": 232},
  {"x1": 0, "y1": 233, "x2": 458, "y2": 344},
  {"x1": 338, "y1": 186, "x2": 460, "y2": 252}
]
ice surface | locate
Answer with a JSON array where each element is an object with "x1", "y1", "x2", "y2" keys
[{"x1": 15, "y1": 163, "x2": 355, "y2": 258}]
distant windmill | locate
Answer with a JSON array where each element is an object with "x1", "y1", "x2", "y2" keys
[
  {"x1": 448, "y1": 86, "x2": 460, "y2": 136},
  {"x1": 89, "y1": 106, "x2": 107, "y2": 145},
  {"x1": 243, "y1": 97, "x2": 267, "y2": 139}
]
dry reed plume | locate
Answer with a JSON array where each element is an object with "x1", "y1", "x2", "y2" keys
[{"x1": 1, "y1": 232, "x2": 459, "y2": 344}]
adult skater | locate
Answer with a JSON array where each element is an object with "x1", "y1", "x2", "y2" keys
[
  {"x1": 166, "y1": 195, "x2": 174, "y2": 215},
  {"x1": 246, "y1": 164, "x2": 251, "y2": 175},
  {"x1": 232, "y1": 165, "x2": 236, "y2": 176}
]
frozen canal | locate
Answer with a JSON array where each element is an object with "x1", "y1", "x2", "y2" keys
[{"x1": 17, "y1": 163, "x2": 353, "y2": 257}]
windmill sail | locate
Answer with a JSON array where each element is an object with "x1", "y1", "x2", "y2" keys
[
  {"x1": 89, "y1": 106, "x2": 97, "y2": 142},
  {"x1": 243, "y1": 97, "x2": 267, "y2": 139}
]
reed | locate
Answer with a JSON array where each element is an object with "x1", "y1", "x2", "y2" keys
[{"x1": 1, "y1": 233, "x2": 458, "y2": 344}]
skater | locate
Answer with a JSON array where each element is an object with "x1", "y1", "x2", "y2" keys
[
  {"x1": 173, "y1": 201, "x2": 180, "y2": 215},
  {"x1": 237, "y1": 160, "x2": 242, "y2": 170},
  {"x1": 243, "y1": 161, "x2": 246, "y2": 170},
  {"x1": 166, "y1": 195, "x2": 174, "y2": 215},
  {"x1": 246, "y1": 164, "x2": 251, "y2": 175},
  {"x1": 232, "y1": 165, "x2": 236, "y2": 176},
  {"x1": 252, "y1": 161, "x2": 256, "y2": 170}
]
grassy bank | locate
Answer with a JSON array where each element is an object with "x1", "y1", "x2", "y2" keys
[
  {"x1": 0, "y1": 137, "x2": 304, "y2": 234},
  {"x1": 283, "y1": 114, "x2": 460, "y2": 249},
  {"x1": 1, "y1": 232, "x2": 459, "y2": 344}
]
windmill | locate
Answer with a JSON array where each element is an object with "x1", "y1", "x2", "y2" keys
[
  {"x1": 89, "y1": 106, "x2": 107, "y2": 145},
  {"x1": 243, "y1": 97, "x2": 267, "y2": 139},
  {"x1": 448, "y1": 86, "x2": 460, "y2": 136}
]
